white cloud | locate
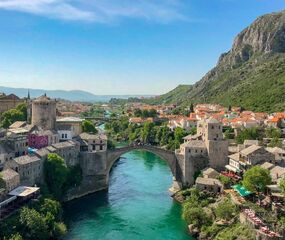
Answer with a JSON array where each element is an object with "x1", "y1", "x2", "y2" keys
[{"x1": 0, "y1": 0, "x2": 187, "y2": 23}]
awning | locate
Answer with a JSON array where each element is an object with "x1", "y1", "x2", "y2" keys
[
  {"x1": 225, "y1": 165, "x2": 240, "y2": 173},
  {"x1": 0, "y1": 196, "x2": 17, "y2": 207},
  {"x1": 9, "y1": 186, "x2": 39, "y2": 197},
  {"x1": 232, "y1": 184, "x2": 252, "y2": 197}
]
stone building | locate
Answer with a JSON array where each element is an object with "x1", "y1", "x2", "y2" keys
[
  {"x1": 227, "y1": 145, "x2": 275, "y2": 173},
  {"x1": 31, "y1": 95, "x2": 57, "y2": 130},
  {"x1": 0, "y1": 143, "x2": 14, "y2": 169},
  {"x1": 5, "y1": 155, "x2": 42, "y2": 186},
  {"x1": 0, "y1": 93, "x2": 26, "y2": 114},
  {"x1": 47, "y1": 141, "x2": 80, "y2": 166},
  {"x1": 76, "y1": 133, "x2": 107, "y2": 152},
  {"x1": 198, "y1": 118, "x2": 229, "y2": 170},
  {"x1": 0, "y1": 168, "x2": 20, "y2": 192},
  {"x1": 6, "y1": 128, "x2": 29, "y2": 157},
  {"x1": 56, "y1": 117, "x2": 83, "y2": 141},
  {"x1": 176, "y1": 117, "x2": 228, "y2": 186},
  {"x1": 195, "y1": 177, "x2": 223, "y2": 193},
  {"x1": 34, "y1": 140, "x2": 80, "y2": 166},
  {"x1": 28, "y1": 126, "x2": 59, "y2": 149}
]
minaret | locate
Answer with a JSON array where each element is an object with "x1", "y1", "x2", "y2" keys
[{"x1": 27, "y1": 90, "x2": 32, "y2": 124}]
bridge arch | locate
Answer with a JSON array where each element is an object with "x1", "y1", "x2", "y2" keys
[{"x1": 106, "y1": 145, "x2": 180, "y2": 180}]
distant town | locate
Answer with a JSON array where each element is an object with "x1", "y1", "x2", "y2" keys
[{"x1": 0, "y1": 91, "x2": 285, "y2": 239}]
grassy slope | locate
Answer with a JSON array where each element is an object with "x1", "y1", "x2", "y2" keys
[
  {"x1": 204, "y1": 53, "x2": 285, "y2": 112},
  {"x1": 146, "y1": 53, "x2": 285, "y2": 112}
]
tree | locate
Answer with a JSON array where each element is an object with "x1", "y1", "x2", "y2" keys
[
  {"x1": 224, "y1": 128, "x2": 235, "y2": 140},
  {"x1": 265, "y1": 127, "x2": 281, "y2": 139},
  {"x1": 134, "y1": 108, "x2": 142, "y2": 117},
  {"x1": 243, "y1": 166, "x2": 271, "y2": 194},
  {"x1": 16, "y1": 103, "x2": 28, "y2": 120},
  {"x1": 174, "y1": 127, "x2": 187, "y2": 144},
  {"x1": 215, "y1": 198, "x2": 237, "y2": 221},
  {"x1": 0, "y1": 103, "x2": 28, "y2": 129},
  {"x1": 44, "y1": 154, "x2": 69, "y2": 200},
  {"x1": 218, "y1": 175, "x2": 232, "y2": 188},
  {"x1": 141, "y1": 122, "x2": 156, "y2": 143},
  {"x1": 107, "y1": 139, "x2": 116, "y2": 149},
  {"x1": 236, "y1": 127, "x2": 260, "y2": 144},
  {"x1": 182, "y1": 202, "x2": 211, "y2": 227},
  {"x1": 268, "y1": 137, "x2": 282, "y2": 147},
  {"x1": 190, "y1": 103, "x2": 194, "y2": 113},
  {"x1": 39, "y1": 198, "x2": 61, "y2": 221},
  {"x1": 82, "y1": 120, "x2": 97, "y2": 134},
  {"x1": 5, "y1": 233, "x2": 23, "y2": 240},
  {"x1": 19, "y1": 208, "x2": 49, "y2": 240}
]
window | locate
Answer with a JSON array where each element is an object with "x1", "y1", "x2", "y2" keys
[
  {"x1": 65, "y1": 134, "x2": 67, "y2": 138},
  {"x1": 62, "y1": 134, "x2": 64, "y2": 138},
  {"x1": 211, "y1": 126, "x2": 214, "y2": 129},
  {"x1": 92, "y1": 145, "x2": 95, "y2": 151},
  {"x1": 100, "y1": 145, "x2": 103, "y2": 150}
]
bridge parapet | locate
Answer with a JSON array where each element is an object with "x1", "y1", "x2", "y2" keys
[{"x1": 106, "y1": 145, "x2": 178, "y2": 178}]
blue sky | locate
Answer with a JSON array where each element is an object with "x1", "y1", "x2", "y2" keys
[{"x1": 0, "y1": 0, "x2": 284, "y2": 95}]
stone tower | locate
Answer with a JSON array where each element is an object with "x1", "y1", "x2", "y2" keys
[
  {"x1": 206, "y1": 118, "x2": 228, "y2": 170},
  {"x1": 31, "y1": 94, "x2": 56, "y2": 130},
  {"x1": 200, "y1": 118, "x2": 228, "y2": 170}
]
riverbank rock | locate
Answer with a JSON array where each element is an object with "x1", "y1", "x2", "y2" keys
[{"x1": 188, "y1": 224, "x2": 199, "y2": 237}]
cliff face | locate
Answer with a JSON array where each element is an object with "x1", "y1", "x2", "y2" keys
[
  {"x1": 220, "y1": 10, "x2": 285, "y2": 67},
  {"x1": 150, "y1": 10, "x2": 285, "y2": 112}
]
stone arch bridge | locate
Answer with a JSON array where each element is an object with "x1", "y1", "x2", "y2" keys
[
  {"x1": 106, "y1": 145, "x2": 182, "y2": 182},
  {"x1": 66, "y1": 145, "x2": 184, "y2": 201}
]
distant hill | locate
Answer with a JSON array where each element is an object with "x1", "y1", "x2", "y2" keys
[
  {"x1": 0, "y1": 86, "x2": 152, "y2": 103},
  {"x1": 147, "y1": 10, "x2": 285, "y2": 112}
]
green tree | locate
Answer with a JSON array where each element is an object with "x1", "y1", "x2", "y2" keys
[
  {"x1": 19, "y1": 208, "x2": 49, "y2": 240},
  {"x1": 236, "y1": 127, "x2": 260, "y2": 144},
  {"x1": 182, "y1": 202, "x2": 211, "y2": 227},
  {"x1": 265, "y1": 127, "x2": 281, "y2": 139},
  {"x1": 5, "y1": 233, "x2": 23, "y2": 240},
  {"x1": 141, "y1": 122, "x2": 156, "y2": 143},
  {"x1": 82, "y1": 120, "x2": 97, "y2": 134},
  {"x1": 190, "y1": 103, "x2": 194, "y2": 113},
  {"x1": 268, "y1": 137, "x2": 282, "y2": 147},
  {"x1": 16, "y1": 103, "x2": 28, "y2": 120},
  {"x1": 53, "y1": 222, "x2": 67, "y2": 238},
  {"x1": 134, "y1": 108, "x2": 142, "y2": 117},
  {"x1": 44, "y1": 154, "x2": 69, "y2": 200},
  {"x1": 243, "y1": 166, "x2": 271, "y2": 194},
  {"x1": 215, "y1": 198, "x2": 237, "y2": 221},
  {"x1": 107, "y1": 139, "x2": 116, "y2": 150},
  {"x1": 38, "y1": 198, "x2": 61, "y2": 221},
  {"x1": 218, "y1": 175, "x2": 232, "y2": 188}
]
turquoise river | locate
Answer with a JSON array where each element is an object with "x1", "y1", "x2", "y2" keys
[{"x1": 64, "y1": 150, "x2": 192, "y2": 240}]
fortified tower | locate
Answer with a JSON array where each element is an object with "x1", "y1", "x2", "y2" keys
[
  {"x1": 204, "y1": 118, "x2": 228, "y2": 170},
  {"x1": 31, "y1": 94, "x2": 56, "y2": 130}
]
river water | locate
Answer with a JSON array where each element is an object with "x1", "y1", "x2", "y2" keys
[{"x1": 64, "y1": 150, "x2": 192, "y2": 240}]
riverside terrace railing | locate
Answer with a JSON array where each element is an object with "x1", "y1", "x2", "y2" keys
[{"x1": 0, "y1": 187, "x2": 40, "y2": 221}]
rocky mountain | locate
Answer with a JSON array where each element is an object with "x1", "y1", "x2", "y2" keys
[{"x1": 147, "y1": 10, "x2": 285, "y2": 112}]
